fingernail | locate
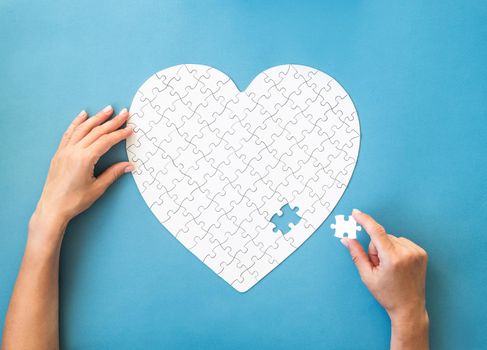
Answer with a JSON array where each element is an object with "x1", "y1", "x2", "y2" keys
[
  {"x1": 126, "y1": 127, "x2": 134, "y2": 134},
  {"x1": 352, "y1": 208, "x2": 361, "y2": 214},
  {"x1": 124, "y1": 164, "x2": 135, "y2": 173},
  {"x1": 120, "y1": 108, "x2": 128, "y2": 115},
  {"x1": 340, "y1": 238, "x2": 350, "y2": 248},
  {"x1": 103, "y1": 105, "x2": 112, "y2": 113},
  {"x1": 78, "y1": 110, "x2": 87, "y2": 117}
]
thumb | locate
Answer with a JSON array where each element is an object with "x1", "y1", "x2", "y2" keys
[
  {"x1": 341, "y1": 238, "x2": 373, "y2": 279},
  {"x1": 96, "y1": 161, "x2": 134, "y2": 192}
]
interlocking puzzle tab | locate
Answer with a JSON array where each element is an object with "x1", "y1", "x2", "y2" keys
[
  {"x1": 271, "y1": 203, "x2": 302, "y2": 234},
  {"x1": 330, "y1": 215, "x2": 362, "y2": 239}
]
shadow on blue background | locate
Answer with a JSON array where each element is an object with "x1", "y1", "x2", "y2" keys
[{"x1": 1, "y1": 1, "x2": 486, "y2": 349}]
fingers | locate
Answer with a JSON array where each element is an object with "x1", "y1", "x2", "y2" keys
[
  {"x1": 352, "y1": 209, "x2": 391, "y2": 252},
  {"x1": 59, "y1": 110, "x2": 88, "y2": 148},
  {"x1": 397, "y1": 236, "x2": 427, "y2": 256},
  {"x1": 79, "y1": 108, "x2": 129, "y2": 147},
  {"x1": 95, "y1": 161, "x2": 134, "y2": 193},
  {"x1": 69, "y1": 105, "x2": 114, "y2": 144},
  {"x1": 341, "y1": 238, "x2": 373, "y2": 278},
  {"x1": 368, "y1": 241, "x2": 380, "y2": 266},
  {"x1": 89, "y1": 127, "x2": 133, "y2": 159}
]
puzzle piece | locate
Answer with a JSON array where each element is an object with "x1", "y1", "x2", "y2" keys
[
  {"x1": 330, "y1": 215, "x2": 362, "y2": 239},
  {"x1": 127, "y1": 64, "x2": 361, "y2": 292}
]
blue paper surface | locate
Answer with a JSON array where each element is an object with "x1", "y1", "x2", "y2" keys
[{"x1": 0, "y1": 1, "x2": 486, "y2": 348}]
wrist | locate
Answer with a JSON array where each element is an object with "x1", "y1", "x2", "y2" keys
[
  {"x1": 28, "y1": 205, "x2": 70, "y2": 253},
  {"x1": 389, "y1": 305, "x2": 429, "y2": 349},
  {"x1": 389, "y1": 303, "x2": 428, "y2": 326},
  {"x1": 34, "y1": 198, "x2": 73, "y2": 225}
]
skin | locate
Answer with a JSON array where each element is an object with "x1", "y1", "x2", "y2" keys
[
  {"x1": 1, "y1": 105, "x2": 133, "y2": 350},
  {"x1": 1, "y1": 107, "x2": 429, "y2": 350},
  {"x1": 341, "y1": 209, "x2": 429, "y2": 350}
]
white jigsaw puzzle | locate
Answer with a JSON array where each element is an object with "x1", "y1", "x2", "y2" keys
[
  {"x1": 126, "y1": 64, "x2": 361, "y2": 292},
  {"x1": 330, "y1": 215, "x2": 362, "y2": 239}
]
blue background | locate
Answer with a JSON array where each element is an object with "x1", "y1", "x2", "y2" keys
[{"x1": 1, "y1": 1, "x2": 486, "y2": 349}]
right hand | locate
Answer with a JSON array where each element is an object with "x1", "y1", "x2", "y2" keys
[{"x1": 340, "y1": 209, "x2": 429, "y2": 347}]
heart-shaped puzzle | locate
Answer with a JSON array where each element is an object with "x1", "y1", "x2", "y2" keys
[{"x1": 127, "y1": 64, "x2": 360, "y2": 292}]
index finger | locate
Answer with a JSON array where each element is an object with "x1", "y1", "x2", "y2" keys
[{"x1": 352, "y1": 209, "x2": 391, "y2": 251}]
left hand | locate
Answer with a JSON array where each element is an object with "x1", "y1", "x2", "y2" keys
[{"x1": 31, "y1": 105, "x2": 133, "y2": 238}]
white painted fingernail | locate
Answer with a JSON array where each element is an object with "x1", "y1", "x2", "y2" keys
[
  {"x1": 103, "y1": 105, "x2": 112, "y2": 112},
  {"x1": 124, "y1": 164, "x2": 135, "y2": 173},
  {"x1": 352, "y1": 208, "x2": 361, "y2": 214},
  {"x1": 78, "y1": 110, "x2": 87, "y2": 117},
  {"x1": 120, "y1": 108, "x2": 128, "y2": 114},
  {"x1": 340, "y1": 238, "x2": 349, "y2": 248}
]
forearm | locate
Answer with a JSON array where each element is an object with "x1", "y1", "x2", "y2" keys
[
  {"x1": 390, "y1": 307, "x2": 429, "y2": 350},
  {"x1": 2, "y1": 107, "x2": 131, "y2": 349},
  {"x1": 2, "y1": 211, "x2": 66, "y2": 350}
]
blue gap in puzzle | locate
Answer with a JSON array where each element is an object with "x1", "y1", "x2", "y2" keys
[{"x1": 270, "y1": 203, "x2": 301, "y2": 234}]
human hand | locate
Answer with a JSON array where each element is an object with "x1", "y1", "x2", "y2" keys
[
  {"x1": 30, "y1": 106, "x2": 133, "y2": 239},
  {"x1": 3, "y1": 106, "x2": 134, "y2": 350},
  {"x1": 341, "y1": 209, "x2": 429, "y2": 349}
]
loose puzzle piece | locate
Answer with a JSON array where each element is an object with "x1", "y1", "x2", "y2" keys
[
  {"x1": 330, "y1": 215, "x2": 362, "y2": 239},
  {"x1": 127, "y1": 64, "x2": 361, "y2": 292}
]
